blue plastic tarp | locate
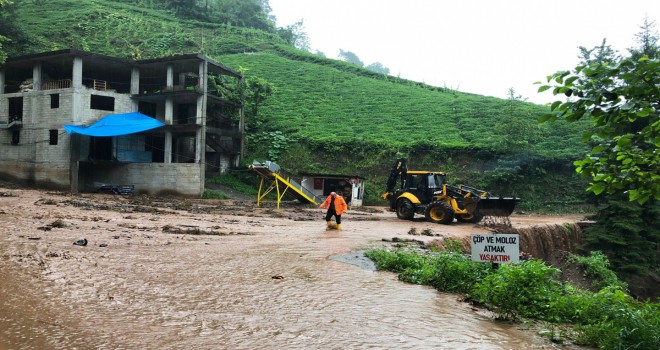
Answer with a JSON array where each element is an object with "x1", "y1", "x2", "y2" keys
[{"x1": 64, "y1": 112, "x2": 164, "y2": 137}]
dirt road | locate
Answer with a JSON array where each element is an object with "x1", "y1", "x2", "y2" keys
[{"x1": 0, "y1": 185, "x2": 587, "y2": 349}]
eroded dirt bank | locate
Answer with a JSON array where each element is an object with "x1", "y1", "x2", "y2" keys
[{"x1": 0, "y1": 186, "x2": 588, "y2": 349}]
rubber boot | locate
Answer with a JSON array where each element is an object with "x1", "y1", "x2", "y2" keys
[
  {"x1": 337, "y1": 224, "x2": 342, "y2": 230},
  {"x1": 326, "y1": 221, "x2": 331, "y2": 228}
]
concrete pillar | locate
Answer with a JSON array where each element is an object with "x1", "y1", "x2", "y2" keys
[
  {"x1": 197, "y1": 61, "x2": 207, "y2": 196},
  {"x1": 197, "y1": 61, "x2": 207, "y2": 124},
  {"x1": 131, "y1": 67, "x2": 140, "y2": 94},
  {"x1": 197, "y1": 61, "x2": 206, "y2": 93},
  {"x1": 0, "y1": 69, "x2": 5, "y2": 94},
  {"x1": 238, "y1": 77, "x2": 245, "y2": 160},
  {"x1": 72, "y1": 57, "x2": 83, "y2": 123},
  {"x1": 166, "y1": 64, "x2": 173, "y2": 90},
  {"x1": 165, "y1": 97, "x2": 173, "y2": 124},
  {"x1": 164, "y1": 132, "x2": 172, "y2": 164},
  {"x1": 165, "y1": 64, "x2": 174, "y2": 123},
  {"x1": 164, "y1": 98, "x2": 173, "y2": 164},
  {"x1": 164, "y1": 64, "x2": 174, "y2": 164},
  {"x1": 195, "y1": 128, "x2": 202, "y2": 164},
  {"x1": 32, "y1": 62, "x2": 42, "y2": 91},
  {"x1": 69, "y1": 134, "x2": 80, "y2": 193},
  {"x1": 72, "y1": 57, "x2": 83, "y2": 89},
  {"x1": 130, "y1": 67, "x2": 140, "y2": 111}
]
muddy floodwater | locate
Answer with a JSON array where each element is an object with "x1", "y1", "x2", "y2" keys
[{"x1": 0, "y1": 186, "x2": 589, "y2": 349}]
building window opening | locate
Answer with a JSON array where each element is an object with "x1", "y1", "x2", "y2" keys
[
  {"x1": 89, "y1": 137, "x2": 113, "y2": 160},
  {"x1": 49, "y1": 129, "x2": 58, "y2": 145},
  {"x1": 8, "y1": 97, "x2": 23, "y2": 123},
  {"x1": 11, "y1": 130, "x2": 20, "y2": 145},
  {"x1": 176, "y1": 103, "x2": 196, "y2": 124},
  {"x1": 90, "y1": 94, "x2": 115, "y2": 111},
  {"x1": 138, "y1": 101, "x2": 157, "y2": 118},
  {"x1": 50, "y1": 94, "x2": 60, "y2": 109},
  {"x1": 145, "y1": 135, "x2": 165, "y2": 163}
]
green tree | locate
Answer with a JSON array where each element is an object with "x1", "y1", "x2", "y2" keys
[
  {"x1": 167, "y1": 0, "x2": 203, "y2": 19},
  {"x1": 547, "y1": 31, "x2": 660, "y2": 299},
  {"x1": 495, "y1": 88, "x2": 538, "y2": 152},
  {"x1": 538, "y1": 38, "x2": 660, "y2": 204},
  {"x1": 365, "y1": 62, "x2": 390, "y2": 74},
  {"x1": 338, "y1": 49, "x2": 364, "y2": 67},
  {"x1": 242, "y1": 75, "x2": 274, "y2": 131},
  {"x1": 578, "y1": 38, "x2": 620, "y2": 67},
  {"x1": 276, "y1": 19, "x2": 309, "y2": 51},
  {"x1": 0, "y1": 0, "x2": 15, "y2": 63},
  {"x1": 629, "y1": 15, "x2": 659, "y2": 60},
  {"x1": 214, "y1": 0, "x2": 273, "y2": 31},
  {"x1": 582, "y1": 193, "x2": 660, "y2": 279}
]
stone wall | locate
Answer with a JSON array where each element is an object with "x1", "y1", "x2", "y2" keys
[{"x1": 79, "y1": 162, "x2": 203, "y2": 197}]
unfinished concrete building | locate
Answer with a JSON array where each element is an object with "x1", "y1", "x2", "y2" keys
[{"x1": 0, "y1": 49, "x2": 244, "y2": 197}]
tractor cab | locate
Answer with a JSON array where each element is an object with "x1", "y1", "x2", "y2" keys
[{"x1": 401, "y1": 171, "x2": 446, "y2": 203}]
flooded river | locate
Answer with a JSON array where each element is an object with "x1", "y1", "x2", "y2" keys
[{"x1": 0, "y1": 188, "x2": 588, "y2": 349}]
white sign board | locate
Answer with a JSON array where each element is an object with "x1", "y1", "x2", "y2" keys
[{"x1": 471, "y1": 233, "x2": 519, "y2": 263}]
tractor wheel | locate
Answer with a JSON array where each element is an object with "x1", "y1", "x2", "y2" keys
[
  {"x1": 456, "y1": 211, "x2": 484, "y2": 224},
  {"x1": 396, "y1": 198, "x2": 415, "y2": 220},
  {"x1": 425, "y1": 201, "x2": 455, "y2": 224}
]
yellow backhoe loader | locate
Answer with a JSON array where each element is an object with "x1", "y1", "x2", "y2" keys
[{"x1": 381, "y1": 159, "x2": 518, "y2": 224}]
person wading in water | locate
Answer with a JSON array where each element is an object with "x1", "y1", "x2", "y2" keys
[{"x1": 320, "y1": 191, "x2": 348, "y2": 230}]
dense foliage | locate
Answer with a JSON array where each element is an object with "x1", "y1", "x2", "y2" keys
[
  {"x1": 0, "y1": 0, "x2": 17, "y2": 63},
  {"x1": 365, "y1": 247, "x2": 659, "y2": 349},
  {"x1": 539, "y1": 18, "x2": 659, "y2": 204},
  {"x1": 538, "y1": 21, "x2": 659, "y2": 291},
  {"x1": 540, "y1": 56, "x2": 660, "y2": 204},
  {"x1": 582, "y1": 194, "x2": 660, "y2": 279},
  {"x1": 111, "y1": 0, "x2": 274, "y2": 31}
]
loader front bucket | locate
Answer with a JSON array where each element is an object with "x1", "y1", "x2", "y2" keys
[{"x1": 476, "y1": 197, "x2": 518, "y2": 217}]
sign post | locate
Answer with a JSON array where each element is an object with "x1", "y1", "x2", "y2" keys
[{"x1": 471, "y1": 233, "x2": 520, "y2": 264}]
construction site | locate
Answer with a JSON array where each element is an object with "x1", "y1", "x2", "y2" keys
[{"x1": 0, "y1": 49, "x2": 244, "y2": 197}]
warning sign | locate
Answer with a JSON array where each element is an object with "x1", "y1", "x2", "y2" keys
[{"x1": 471, "y1": 233, "x2": 519, "y2": 263}]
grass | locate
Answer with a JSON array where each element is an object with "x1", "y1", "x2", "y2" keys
[
  {"x1": 206, "y1": 173, "x2": 260, "y2": 196},
  {"x1": 202, "y1": 189, "x2": 230, "y2": 199}
]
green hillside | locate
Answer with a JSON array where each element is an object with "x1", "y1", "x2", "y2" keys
[
  {"x1": 219, "y1": 51, "x2": 585, "y2": 156},
  {"x1": 3, "y1": 0, "x2": 592, "y2": 210}
]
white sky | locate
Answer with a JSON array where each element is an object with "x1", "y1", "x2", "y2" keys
[{"x1": 269, "y1": 0, "x2": 660, "y2": 104}]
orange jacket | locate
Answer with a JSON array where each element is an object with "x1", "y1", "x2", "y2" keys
[{"x1": 320, "y1": 194, "x2": 348, "y2": 215}]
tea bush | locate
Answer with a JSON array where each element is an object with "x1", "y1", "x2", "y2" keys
[
  {"x1": 427, "y1": 252, "x2": 492, "y2": 294},
  {"x1": 574, "y1": 291, "x2": 659, "y2": 349},
  {"x1": 472, "y1": 260, "x2": 563, "y2": 320},
  {"x1": 568, "y1": 251, "x2": 627, "y2": 291}
]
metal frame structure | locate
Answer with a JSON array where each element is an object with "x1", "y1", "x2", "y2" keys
[{"x1": 250, "y1": 161, "x2": 319, "y2": 208}]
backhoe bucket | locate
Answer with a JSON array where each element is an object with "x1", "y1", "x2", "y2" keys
[{"x1": 476, "y1": 197, "x2": 518, "y2": 217}]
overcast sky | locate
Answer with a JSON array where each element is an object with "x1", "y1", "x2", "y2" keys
[{"x1": 269, "y1": 0, "x2": 660, "y2": 104}]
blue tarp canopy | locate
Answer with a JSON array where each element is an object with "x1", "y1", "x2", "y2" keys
[{"x1": 64, "y1": 112, "x2": 164, "y2": 137}]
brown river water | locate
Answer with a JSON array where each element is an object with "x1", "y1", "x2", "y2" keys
[{"x1": 0, "y1": 187, "x2": 589, "y2": 349}]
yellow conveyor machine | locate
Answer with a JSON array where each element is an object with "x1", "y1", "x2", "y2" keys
[{"x1": 249, "y1": 160, "x2": 320, "y2": 208}]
